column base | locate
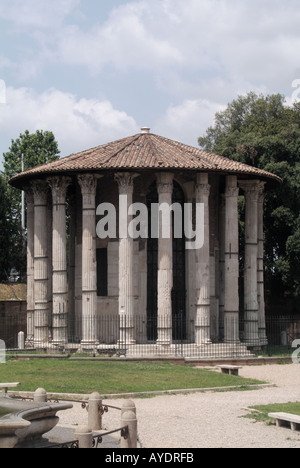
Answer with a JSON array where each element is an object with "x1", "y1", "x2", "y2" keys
[
  {"x1": 118, "y1": 340, "x2": 136, "y2": 347},
  {"x1": 52, "y1": 330, "x2": 68, "y2": 348},
  {"x1": 224, "y1": 339, "x2": 240, "y2": 344},
  {"x1": 80, "y1": 340, "x2": 99, "y2": 351},
  {"x1": 33, "y1": 341, "x2": 50, "y2": 350},
  {"x1": 243, "y1": 340, "x2": 261, "y2": 348},
  {"x1": 118, "y1": 329, "x2": 136, "y2": 346},
  {"x1": 195, "y1": 327, "x2": 211, "y2": 346},
  {"x1": 196, "y1": 339, "x2": 212, "y2": 347},
  {"x1": 259, "y1": 329, "x2": 268, "y2": 347},
  {"x1": 156, "y1": 339, "x2": 172, "y2": 347},
  {"x1": 25, "y1": 337, "x2": 34, "y2": 349},
  {"x1": 260, "y1": 338, "x2": 268, "y2": 347},
  {"x1": 51, "y1": 340, "x2": 68, "y2": 348}
]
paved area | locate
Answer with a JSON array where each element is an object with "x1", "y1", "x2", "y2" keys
[{"x1": 49, "y1": 364, "x2": 300, "y2": 448}]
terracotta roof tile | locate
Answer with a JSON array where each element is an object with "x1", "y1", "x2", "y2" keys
[{"x1": 9, "y1": 132, "x2": 282, "y2": 186}]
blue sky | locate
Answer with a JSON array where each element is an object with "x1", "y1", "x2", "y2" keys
[{"x1": 1, "y1": 0, "x2": 300, "y2": 168}]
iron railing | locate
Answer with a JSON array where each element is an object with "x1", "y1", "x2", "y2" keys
[{"x1": 1, "y1": 313, "x2": 300, "y2": 358}]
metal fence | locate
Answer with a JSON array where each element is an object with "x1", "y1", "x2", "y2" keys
[{"x1": 1, "y1": 312, "x2": 300, "y2": 358}]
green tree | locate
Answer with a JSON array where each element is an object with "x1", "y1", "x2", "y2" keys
[
  {"x1": 3, "y1": 130, "x2": 60, "y2": 217},
  {"x1": 199, "y1": 92, "x2": 300, "y2": 298},
  {"x1": 2, "y1": 129, "x2": 60, "y2": 279},
  {"x1": 3, "y1": 129, "x2": 60, "y2": 179},
  {"x1": 0, "y1": 174, "x2": 13, "y2": 281}
]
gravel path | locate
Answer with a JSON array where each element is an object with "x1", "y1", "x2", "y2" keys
[{"x1": 50, "y1": 364, "x2": 300, "y2": 448}]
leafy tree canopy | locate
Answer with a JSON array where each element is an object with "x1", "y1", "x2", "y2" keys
[
  {"x1": 3, "y1": 129, "x2": 60, "y2": 180},
  {"x1": 199, "y1": 92, "x2": 300, "y2": 297},
  {"x1": 0, "y1": 174, "x2": 13, "y2": 281},
  {"x1": 1, "y1": 129, "x2": 60, "y2": 280}
]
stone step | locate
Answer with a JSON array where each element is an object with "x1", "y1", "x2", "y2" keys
[{"x1": 125, "y1": 343, "x2": 255, "y2": 358}]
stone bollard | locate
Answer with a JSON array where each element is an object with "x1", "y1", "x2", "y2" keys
[
  {"x1": 75, "y1": 425, "x2": 93, "y2": 449},
  {"x1": 18, "y1": 331, "x2": 25, "y2": 350},
  {"x1": 88, "y1": 392, "x2": 102, "y2": 431},
  {"x1": 121, "y1": 407, "x2": 137, "y2": 449},
  {"x1": 121, "y1": 400, "x2": 137, "y2": 417},
  {"x1": 34, "y1": 388, "x2": 47, "y2": 403},
  {"x1": 0, "y1": 339, "x2": 5, "y2": 364}
]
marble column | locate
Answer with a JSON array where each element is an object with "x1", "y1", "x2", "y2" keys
[
  {"x1": 68, "y1": 191, "x2": 77, "y2": 342},
  {"x1": 25, "y1": 188, "x2": 34, "y2": 344},
  {"x1": 78, "y1": 174, "x2": 98, "y2": 347},
  {"x1": 218, "y1": 195, "x2": 226, "y2": 340},
  {"x1": 115, "y1": 172, "x2": 138, "y2": 345},
  {"x1": 48, "y1": 176, "x2": 71, "y2": 346},
  {"x1": 239, "y1": 180, "x2": 260, "y2": 346},
  {"x1": 137, "y1": 189, "x2": 148, "y2": 343},
  {"x1": 257, "y1": 182, "x2": 268, "y2": 346},
  {"x1": 195, "y1": 173, "x2": 211, "y2": 345},
  {"x1": 31, "y1": 180, "x2": 50, "y2": 346},
  {"x1": 156, "y1": 172, "x2": 174, "y2": 346},
  {"x1": 224, "y1": 176, "x2": 240, "y2": 343},
  {"x1": 74, "y1": 186, "x2": 83, "y2": 341}
]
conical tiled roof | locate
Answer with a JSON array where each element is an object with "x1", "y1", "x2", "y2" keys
[{"x1": 9, "y1": 130, "x2": 282, "y2": 187}]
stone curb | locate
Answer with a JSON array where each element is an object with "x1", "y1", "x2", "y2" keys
[
  {"x1": 7, "y1": 355, "x2": 293, "y2": 366},
  {"x1": 9, "y1": 383, "x2": 275, "y2": 402}
]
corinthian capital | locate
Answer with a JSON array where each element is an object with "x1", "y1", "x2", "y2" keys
[
  {"x1": 31, "y1": 180, "x2": 48, "y2": 205},
  {"x1": 196, "y1": 183, "x2": 211, "y2": 197},
  {"x1": 48, "y1": 176, "x2": 71, "y2": 204},
  {"x1": 257, "y1": 181, "x2": 266, "y2": 204},
  {"x1": 156, "y1": 172, "x2": 174, "y2": 195},
  {"x1": 23, "y1": 185, "x2": 34, "y2": 205},
  {"x1": 225, "y1": 186, "x2": 240, "y2": 198},
  {"x1": 225, "y1": 175, "x2": 239, "y2": 198},
  {"x1": 195, "y1": 173, "x2": 210, "y2": 199},
  {"x1": 239, "y1": 180, "x2": 265, "y2": 202},
  {"x1": 77, "y1": 173, "x2": 100, "y2": 209},
  {"x1": 77, "y1": 174, "x2": 98, "y2": 195},
  {"x1": 115, "y1": 172, "x2": 139, "y2": 195}
]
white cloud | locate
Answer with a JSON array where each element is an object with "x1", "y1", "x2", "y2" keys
[
  {"x1": 0, "y1": 87, "x2": 139, "y2": 156},
  {"x1": 0, "y1": 0, "x2": 80, "y2": 29},
  {"x1": 156, "y1": 98, "x2": 226, "y2": 146},
  {"x1": 3, "y1": 0, "x2": 300, "y2": 94},
  {"x1": 57, "y1": 2, "x2": 182, "y2": 73},
  {"x1": 1, "y1": 0, "x2": 300, "y2": 157},
  {"x1": 45, "y1": 0, "x2": 300, "y2": 94}
]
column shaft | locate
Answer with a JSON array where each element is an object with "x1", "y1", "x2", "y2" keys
[
  {"x1": 195, "y1": 173, "x2": 211, "y2": 345},
  {"x1": 224, "y1": 176, "x2": 240, "y2": 343},
  {"x1": 115, "y1": 173, "x2": 138, "y2": 345},
  {"x1": 78, "y1": 174, "x2": 98, "y2": 346},
  {"x1": 25, "y1": 188, "x2": 34, "y2": 343},
  {"x1": 32, "y1": 180, "x2": 50, "y2": 346},
  {"x1": 257, "y1": 183, "x2": 268, "y2": 346},
  {"x1": 68, "y1": 192, "x2": 77, "y2": 342},
  {"x1": 218, "y1": 195, "x2": 226, "y2": 340},
  {"x1": 239, "y1": 180, "x2": 260, "y2": 346},
  {"x1": 48, "y1": 176, "x2": 71, "y2": 346},
  {"x1": 156, "y1": 173, "x2": 174, "y2": 346}
]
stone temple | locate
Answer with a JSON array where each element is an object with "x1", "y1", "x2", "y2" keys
[{"x1": 10, "y1": 128, "x2": 281, "y2": 357}]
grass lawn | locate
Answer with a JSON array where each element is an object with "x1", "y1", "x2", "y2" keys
[
  {"x1": 0, "y1": 359, "x2": 264, "y2": 395},
  {"x1": 246, "y1": 402, "x2": 300, "y2": 424}
]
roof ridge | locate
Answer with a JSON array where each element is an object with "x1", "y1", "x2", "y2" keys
[
  {"x1": 152, "y1": 134, "x2": 216, "y2": 169},
  {"x1": 97, "y1": 134, "x2": 141, "y2": 167},
  {"x1": 146, "y1": 134, "x2": 165, "y2": 166}
]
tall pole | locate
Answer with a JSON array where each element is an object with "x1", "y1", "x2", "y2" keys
[
  {"x1": 20, "y1": 154, "x2": 26, "y2": 282},
  {"x1": 21, "y1": 153, "x2": 25, "y2": 232}
]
